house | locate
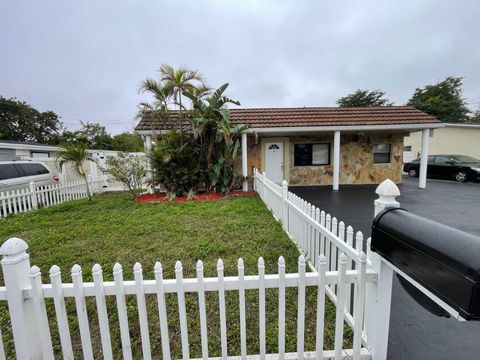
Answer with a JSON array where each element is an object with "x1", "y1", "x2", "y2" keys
[
  {"x1": 404, "y1": 123, "x2": 480, "y2": 162},
  {"x1": 135, "y1": 106, "x2": 443, "y2": 191}
]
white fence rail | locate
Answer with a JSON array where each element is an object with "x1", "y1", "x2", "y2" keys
[
  {"x1": 0, "y1": 177, "x2": 105, "y2": 218},
  {"x1": 0, "y1": 238, "x2": 373, "y2": 359}
]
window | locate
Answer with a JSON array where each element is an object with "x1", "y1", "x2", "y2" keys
[
  {"x1": 433, "y1": 156, "x2": 453, "y2": 165},
  {"x1": 404, "y1": 145, "x2": 412, "y2": 151},
  {"x1": 0, "y1": 164, "x2": 21, "y2": 180},
  {"x1": 17, "y1": 163, "x2": 49, "y2": 176},
  {"x1": 373, "y1": 144, "x2": 391, "y2": 164},
  {"x1": 30, "y1": 151, "x2": 50, "y2": 159},
  {"x1": 294, "y1": 143, "x2": 330, "y2": 166}
]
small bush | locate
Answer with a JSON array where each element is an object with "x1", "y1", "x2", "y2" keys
[{"x1": 102, "y1": 152, "x2": 146, "y2": 199}]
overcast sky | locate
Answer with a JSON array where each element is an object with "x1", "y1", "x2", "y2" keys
[{"x1": 1, "y1": 0, "x2": 479, "y2": 134}]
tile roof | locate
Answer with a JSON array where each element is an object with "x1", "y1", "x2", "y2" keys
[{"x1": 134, "y1": 106, "x2": 440, "y2": 131}]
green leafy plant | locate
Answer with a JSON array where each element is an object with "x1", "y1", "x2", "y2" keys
[
  {"x1": 140, "y1": 66, "x2": 246, "y2": 195},
  {"x1": 186, "y1": 189, "x2": 197, "y2": 201},
  {"x1": 150, "y1": 130, "x2": 206, "y2": 196},
  {"x1": 166, "y1": 191, "x2": 177, "y2": 202},
  {"x1": 56, "y1": 143, "x2": 94, "y2": 200},
  {"x1": 102, "y1": 152, "x2": 146, "y2": 199}
]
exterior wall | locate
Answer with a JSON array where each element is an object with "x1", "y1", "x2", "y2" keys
[
  {"x1": 404, "y1": 126, "x2": 480, "y2": 159},
  {"x1": 236, "y1": 132, "x2": 405, "y2": 186}
]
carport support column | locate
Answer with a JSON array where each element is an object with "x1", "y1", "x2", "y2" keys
[
  {"x1": 144, "y1": 135, "x2": 154, "y2": 194},
  {"x1": 241, "y1": 132, "x2": 248, "y2": 192},
  {"x1": 419, "y1": 128, "x2": 430, "y2": 189},
  {"x1": 365, "y1": 179, "x2": 400, "y2": 360},
  {"x1": 333, "y1": 130, "x2": 340, "y2": 191}
]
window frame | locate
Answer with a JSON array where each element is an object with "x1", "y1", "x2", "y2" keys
[
  {"x1": 293, "y1": 143, "x2": 331, "y2": 167},
  {"x1": 373, "y1": 143, "x2": 392, "y2": 164}
]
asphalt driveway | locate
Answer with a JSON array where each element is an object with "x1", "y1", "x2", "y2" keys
[{"x1": 290, "y1": 176, "x2": 480, "y2": 360}]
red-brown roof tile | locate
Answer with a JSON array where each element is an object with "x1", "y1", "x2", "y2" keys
[{"x1": 134, "y1": 106, "x2": 440, "y2": 131}]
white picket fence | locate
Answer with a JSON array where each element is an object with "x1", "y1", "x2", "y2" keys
[
  {"x1": 253, "y1": 169, "x2": 401, "y2": 360},
  {"x1": 0, "y1": 238, "x2": 375, "y2": 359},
  {"x1": 0, "y1": 171, "x2": 408, "y2": 359},
  {"x1": 0, "y1": 176, "x2": 106, "y2": 218}
]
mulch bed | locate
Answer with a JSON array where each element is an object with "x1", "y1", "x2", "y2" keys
[{"x1": 133, "y1": 190, "x2": 257, "y2": 203}]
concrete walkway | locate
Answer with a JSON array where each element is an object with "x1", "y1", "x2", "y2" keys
[{"x1": 290, "y1": 177, "x2": 480, "y2": 360}]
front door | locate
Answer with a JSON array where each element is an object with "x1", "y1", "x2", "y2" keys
[{"x1": 265, "y1": 142, "x2": 284, "y2": 183}]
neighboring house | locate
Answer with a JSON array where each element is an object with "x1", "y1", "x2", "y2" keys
[
  {"x1": 404, "y1": 123, "x2": 480, "y2": 162},
  {"x1": 0, "y1": 140, "x2": 145, "y2": 189},
  {"x1": 135, "y1": 106, "x2": 442, "y2": 190}
]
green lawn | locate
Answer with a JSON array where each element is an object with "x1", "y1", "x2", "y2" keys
[{"x1": 0, "y1": 193, "x2": 351, "y2": 358}]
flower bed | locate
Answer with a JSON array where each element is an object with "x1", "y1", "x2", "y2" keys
[{"x1": 133, "y1": 190, "x2": 257, "y2": 203}]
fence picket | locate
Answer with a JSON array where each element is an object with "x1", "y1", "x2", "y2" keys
[
  {"x1": 196, "y1": 260, "x2": 209, "y2": 360},
  {"x1": 0, "y1": 326, "x2": 5, "y2": 360},
  {"x1": 334, "y1": 254, "x2": 348, "y2": 360},
  {"x1": 278, "y1": 256, "x2": 286, "y2": 360},
  {"x1": 258, "y1": 257, "x2": 266, "y2": 360},
  {"x1": 238, "y1": 258, "x2": 247, "y2": 360},
  {"x1": 134, "y1": 262, "x2": 152, "y2": 360},
  {"x1": 1, "y1": 192, "x2": 6, "y2": 217},
  {"x1": 154, "y1": 262, "x2": 170, "y2": 360},
  {"x1": 29, "y1": 266, "x2": 54, "y2": 359},
  {"x1": 175, "y1": 261, "x2": 190, "y2": 360},
  {"x1": 49, "y1": 265, "x2": 74, "y2": 359},
  {"x1": 346, "y1": 226, "x2": 354, "y2": 314},
  {"x1": 297, "y1": 255, "x2": 306, "y2": 360},
  {"x1": 71, "y1": 264, "x2": 94, "y2": 360},
  {"x1": 113, "y1": 263, "x2": 133, "y2": 360},
  {"x1": 316, "y1": 255, "x2": 327, "y2": 358},
  {"x1": 217, "y1": 259, "x2": 228, "y2": 359},
  {"x1": 353, "y1": 253, "x2": 367, "y2": 360},
  {"x1": 92, "y1": 264, "x2": 113, "y2": 359},
  {"x1": 325, "y1": 214, "x2": 331, "y2": 270}
]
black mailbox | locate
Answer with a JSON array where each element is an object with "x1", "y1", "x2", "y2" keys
[{"x1": 371, "y1": 208, "x2": 480, "y2": 320}]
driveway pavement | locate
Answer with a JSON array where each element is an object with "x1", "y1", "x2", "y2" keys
[{"x1": 290, "y1": 176, "x2": 480, "y2": 360}]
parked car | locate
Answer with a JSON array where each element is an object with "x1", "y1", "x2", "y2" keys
[
  {"x1": 403, "y1": 155, "x2": 480, "y2": 182},
  {"x1": 0, "y1": 161, "x2": 59, "y2": 192}
]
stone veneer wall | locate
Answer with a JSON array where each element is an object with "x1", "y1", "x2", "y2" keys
[
  {"x1": 289, "y1": 133, "x2": 404, "y2": 186},
  {"x1": 235, "y1": 132, "x2": 404, "y2": 187}
]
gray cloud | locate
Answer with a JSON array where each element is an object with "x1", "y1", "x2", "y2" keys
[{"x1": 1, "y1": 0, "x2": 479, "y2": 134}]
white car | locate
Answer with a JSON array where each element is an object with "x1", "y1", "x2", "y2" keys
[{"x1": 0, "y1": 161, "x2": 59, "y2": 193}]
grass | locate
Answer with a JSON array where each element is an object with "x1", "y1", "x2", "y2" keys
[{"x1": 0, "y1": 192, "x2": 351, "y2": 358}]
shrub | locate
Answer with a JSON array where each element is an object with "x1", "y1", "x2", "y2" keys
[
  {"x1": 150, "y1": 131, "x2": 206, "y2": 196},
  {"x1": 103, "y1": 152, "x2": 146, "y2": 199}
]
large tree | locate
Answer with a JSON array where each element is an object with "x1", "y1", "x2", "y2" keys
[
  {"x1": 112, "y1": 132, "x2": 144, "y2": 152},
  {"x1": 59, "y1": 121, "x2": 113, "y2": 149},
  {"x1": 337, "y1": 89, "x2": 393, "y2": 107},
  {"x1": 407, "y1": 77, "x2": 470, "y2": 122},
  {"x1": 0, "y1": 96, "x2": 62, "y2": 143}
]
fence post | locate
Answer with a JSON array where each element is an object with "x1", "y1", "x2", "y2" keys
[
  {"x1": 281, "y1": 180, "x2": 288, "y2": 231},
  {"x1": 0, "y1": 238, "x2": 42, "y2": 358},
  {"x1": 365, "y1": 179, "x2": 400, "y2": 360},
  {"x1": 29, "y1": 181, "x2": 38, "y2": 210},
  {"x1": 253, "y1": 168, "x2": 257, "y2": 192}
]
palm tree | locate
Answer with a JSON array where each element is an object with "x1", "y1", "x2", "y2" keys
[
  {"x1": 138, "y1": 78, "x2": 172, "y2": 139},
  {"x1": 56, "y1": 143, "x2": 95, "y2": 200},
  {"x1": 159, "y1": 64, "x2": 205, "y2": 145}
]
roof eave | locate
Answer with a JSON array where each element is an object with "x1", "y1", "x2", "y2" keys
[{"x1": 135, "y1": 122, "x2": 444, "y2": 135}]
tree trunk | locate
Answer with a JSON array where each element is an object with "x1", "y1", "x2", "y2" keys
[
  {"x1": 178, "y1": 89, "x2": 184, "y2": 147},
  {"x1": 83, "y1": 174, "x2": 92, "y2": 201}
]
